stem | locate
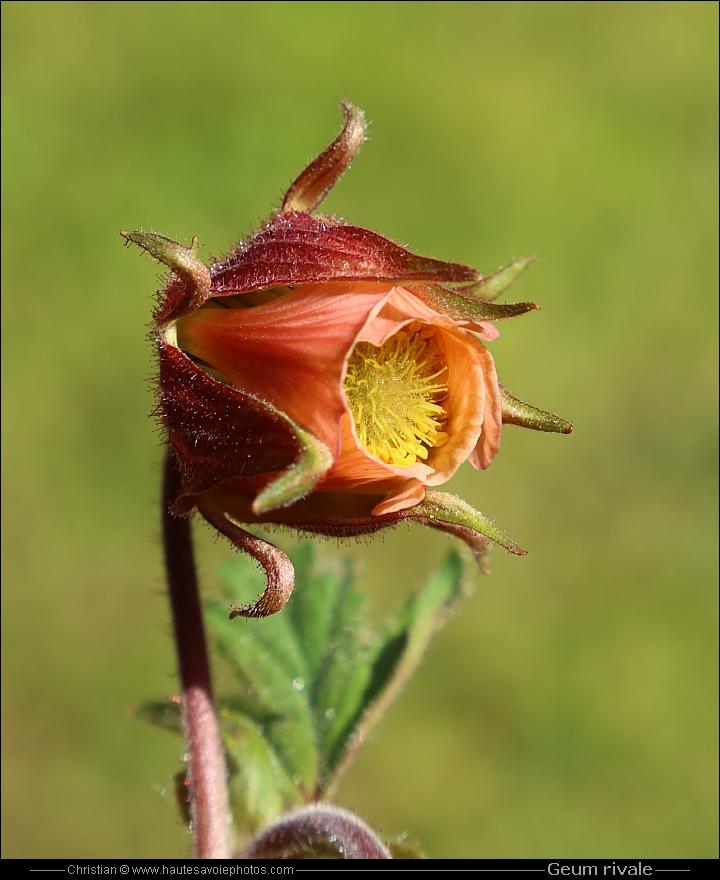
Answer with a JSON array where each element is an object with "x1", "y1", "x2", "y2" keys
[{"x1": 162, "y1": 452, "x2": 231, "y2": 858}]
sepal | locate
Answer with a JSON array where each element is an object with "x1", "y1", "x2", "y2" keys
[
  {"x1": 157, "y1": 339, "x2": 333, "y2": 508},
  {"x1": 408, "y1": 282, "x2": 539, "y2": 323},
  {"x1": 210, "y1": 211, "x2": 483, "y2": 297},
  {"x1": 198, "y1": 493, "x2": 295, "y2": 619},
  {"x1": 282, "y1": 100, "x2": 366, "y2": 214},
  {"x1": 500, "y1": 384, "x2": 573, "y2": 434},
  {"x1": 408, "y1": 490, "x2": 527, "y2": 565},
  {"x1": 121, "y1": 231, "x2": 211, "y2": 320},
  {"x1": 459, "y1": 255, "x2": 536, "y2": 302},
  {"x1": 206, "y1": 487, "x2": 526, "y2": 571},
  {"x1": 253, "y1": 425, "x2": 334, "y2": 515}
]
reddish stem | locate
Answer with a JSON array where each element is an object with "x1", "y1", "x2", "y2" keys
[{"x1": 162, "y1": 452, "x2": 231, "y2": 858}]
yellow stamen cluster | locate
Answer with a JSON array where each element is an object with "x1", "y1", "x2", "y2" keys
[{"x1": 343, "y1": 325, "x2": 449, "y2": 467}]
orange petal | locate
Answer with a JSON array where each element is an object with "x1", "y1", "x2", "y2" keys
[
  {"x1": 468, "y1": 342, "x2": 503, "y2": 470},
  {"x1": 371, "y1": 479, "x2": 427, "y2": 515},
  {"x1": 176, "y1": 282, "x2": 394, "y2": 455},
  {"x1": 424, "y1": 323, "x2": 488, "y2": 485}
]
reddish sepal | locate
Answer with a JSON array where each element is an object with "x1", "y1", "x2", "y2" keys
[
  {"x1": 206, "y1": 211, "x2": 482, "y2": 298},
  {"x1": 157, "y1": 338, "x2": 302, "y2": 504}
]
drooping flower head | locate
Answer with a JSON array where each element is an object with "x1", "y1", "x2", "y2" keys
[{"x1": 123, "y1": 102, "x2": 571, "y2": 617}]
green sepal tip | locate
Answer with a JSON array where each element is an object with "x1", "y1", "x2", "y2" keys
[
  {"x1": 500, "y1": 385, "x2": 573, "y2": 434},
  {"x1": 252, "y1": 424, "x2": 334, "y2": 515},
  {"x1": 121, "y1": 230, "x2": 211, "y2": 313},
  {"x1": 463, "y1": 255, "x2": 536, "y2": 302}
]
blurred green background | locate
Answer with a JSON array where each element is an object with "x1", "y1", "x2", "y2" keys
[{"x1": 2, "y1": 0, "x2": 717, "y2": 860}]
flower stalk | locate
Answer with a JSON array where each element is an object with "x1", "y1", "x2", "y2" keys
[{"x1": 162, "y1": 452, "x2": 231, "y2": 858}]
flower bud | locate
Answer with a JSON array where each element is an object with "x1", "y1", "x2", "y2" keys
[{"x1": 123, "y1": 101, "x2": 571, "y2": 617}]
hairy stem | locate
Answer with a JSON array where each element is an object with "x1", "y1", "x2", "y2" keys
[{"x1": 162, "y1": 452, "x2": 231, "y2": 858}]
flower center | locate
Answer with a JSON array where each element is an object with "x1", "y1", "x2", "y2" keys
[{"x1": 343, "y1": 325, "x2": 449, "y2": 467}]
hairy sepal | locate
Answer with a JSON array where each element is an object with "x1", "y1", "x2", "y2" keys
[
  {"x1": 500, "y1": 384, "x2": 573, "y2": 434},
  {"x1": 157, "y1": 339, "x2": 332, "y2": 510}
]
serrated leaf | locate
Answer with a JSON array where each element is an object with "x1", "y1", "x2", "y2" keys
[
  {"x1": 285, "y1": 543, "x2": 355, "y2": 685},
  {"x1": 221, "y1": 707, "x2": 303, "y2": 832},
  {"x1": 323, "y1": 550, "x2": 467, "y2": 795},
  {"x1": 203, "y1": 543, "x2": 471, "y2": 825},
  {"x1": 206, "y1": 585, "x2": 318, "y2": 797}
]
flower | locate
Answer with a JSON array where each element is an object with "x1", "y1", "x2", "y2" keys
[
  {"x1": 174, "y1": 280, "x2": 502, "y2": 517},
  {"x1": 123, "y1": 101, "x2": 571, "y2": 617}
]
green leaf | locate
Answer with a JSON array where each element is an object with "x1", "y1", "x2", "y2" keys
[
  {"x1": 206, "y1": 560, "x2": 318, "y2": 798},
  {"x1": 207, "y1": 543, "x2": 470, "y2": 809},
  {"x1": 285, "y1": 547, "x2": 373, "y2": 772},
  {"x1": 221, "y1": 706, "x2": 303, "y2": 833},
  {"x1": 323, "y1": 550, "x2": 467, "y2": 796},
  {"x1": 139, "y1": 544, "x2": 473, "y2": 832}
]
